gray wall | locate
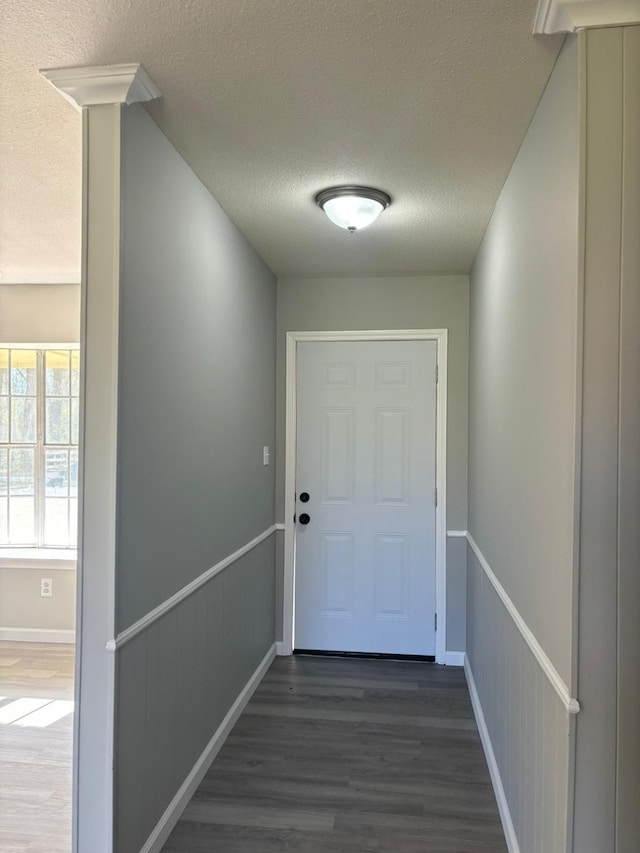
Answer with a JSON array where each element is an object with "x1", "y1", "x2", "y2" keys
[
  {"x1": 574, "y1": 26, "x2": 640, "y2": 853},
  {"x1": 467, "y1": 34, "x2": 580, "y2": 851},
  {"x1": 114, "y1": 104, "x2": 277, "y2": 852},
  {"x1": 468, "y1": 35, "x2": 580, "y2": 684},
  {"x1": 616, "y1": 27, "x2": 640, "y2": 851},
  {"x1": 276, "y1": 275, "x2": 469, "y2": 651},
  {"x1": 117, "y1": 105, "x2": 277, "y2": 630}
]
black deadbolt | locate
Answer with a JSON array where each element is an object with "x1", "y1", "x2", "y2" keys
[
  {"x1": 300, "y1": 492, "x2": 310, "y2": 503},
  {"x1": 299, "y1": 513, "x2": 311, "y2": 525}
]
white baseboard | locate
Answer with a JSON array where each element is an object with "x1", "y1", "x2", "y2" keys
[
  {"x1": 275, "y1": 641, "x2": 291, "y2": 656},
  {"x1": 0, "y1": 627, "x2": 75, "y2": 644},
  {"x1": 140, "y1": 641, "x2": 277, "y2": 853},
  {"x1": 464, "y1": 654, "x2": 520, "y2": 853}
]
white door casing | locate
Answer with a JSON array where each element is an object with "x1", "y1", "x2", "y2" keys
[
  {"x1": 294, "y1": 340, "x2": 437, "y2": 655},
  {"x1": 282, "y1": 330, "x2": 448, "y2": 663}
]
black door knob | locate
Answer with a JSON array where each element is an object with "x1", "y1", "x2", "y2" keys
[
  {"x1": 300, "y1": 492, "x2": 310, "y2": 503},
  {"x1": 299, "y1": 513, "x2": 311, "y2": 525}
]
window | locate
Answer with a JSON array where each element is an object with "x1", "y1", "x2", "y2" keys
[{"x1": 0, "y1": 348, "x2": 79, "y2": 549}]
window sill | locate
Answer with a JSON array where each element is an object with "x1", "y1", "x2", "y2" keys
[{"x1": 0, "y1": 549, "x2": 77, "y2": 570}]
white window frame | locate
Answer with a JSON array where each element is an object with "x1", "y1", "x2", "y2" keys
[{"x1": 0, "y1": 343, "x2": 80, "y2": 557}]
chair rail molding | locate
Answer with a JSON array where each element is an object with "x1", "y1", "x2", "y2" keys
[
  {"x1": 466, "y1": 531, "x2": 580, "y2": 715},
  {"x1": 39, "y1": 63, "x2": 161, "y2": 111},
  {"x1": 534, "y1": 0, "x2": 640, "y2": 33},
  {"x1": 106, "y1": 525, "x2": 278, "y2": 650}
]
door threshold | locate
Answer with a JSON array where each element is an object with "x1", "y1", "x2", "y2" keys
[{"x1": 294, "y1": 649, "x2": 436, "y2": 662}]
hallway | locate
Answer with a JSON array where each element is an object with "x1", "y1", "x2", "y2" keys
[{"x1": 163, "y1": 655, "x2": 506, "y2": 852}]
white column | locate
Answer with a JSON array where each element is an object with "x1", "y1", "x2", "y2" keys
[{"x1": 38, "y1": 64, "x2": 160, "y2": 853}]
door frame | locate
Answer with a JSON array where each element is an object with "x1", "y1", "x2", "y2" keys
[{"x1": 282, "y1": 329, "x2": 448, "y2": 663}]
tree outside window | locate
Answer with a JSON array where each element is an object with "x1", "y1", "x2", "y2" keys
[{"x1": 0, "y1": 348, "x2": 79, "y2": 548}]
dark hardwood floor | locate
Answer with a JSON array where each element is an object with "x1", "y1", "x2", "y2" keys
[{"x1": 163, "y1": 654, "x2": 507, "y2": 852}]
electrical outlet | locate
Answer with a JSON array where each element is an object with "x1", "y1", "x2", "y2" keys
[{"x1": 40, "y1": 578, "x2": 53, "y2": 598}]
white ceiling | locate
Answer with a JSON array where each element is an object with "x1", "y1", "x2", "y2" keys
[{"x1": 1, "y1": 0, "x2": 563, "y2": 281}]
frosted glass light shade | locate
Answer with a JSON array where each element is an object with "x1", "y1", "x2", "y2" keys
[
  {"x1": 315, "y1": 186, "x2": 391, "y2": 232},
  {"x1": 323, "y1": 196, "x2": 384, "y2": 230}
]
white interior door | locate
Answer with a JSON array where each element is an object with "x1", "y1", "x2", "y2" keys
[{"x1": 294, "y1": 339, "x2": 437, "y2": 655}]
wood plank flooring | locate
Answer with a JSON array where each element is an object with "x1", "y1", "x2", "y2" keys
[
  {"x1": 0, "y1": 642, "x2": 74, "y2": 853},
  {"x1": 163, "y1": 655, "x2": 507, "y2": 853}
]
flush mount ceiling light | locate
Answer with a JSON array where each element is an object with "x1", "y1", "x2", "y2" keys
[{"x1": 315, "y1": 185, "x2": 391, "y2": 233}]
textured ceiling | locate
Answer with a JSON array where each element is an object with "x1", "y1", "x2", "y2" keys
[{"x1": 1, "y1": 0, "x2": 563, "y2": 281}]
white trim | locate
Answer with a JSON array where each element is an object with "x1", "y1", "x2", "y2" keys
[
  {"x1": 282, "y1": 329, "x2": 448, "y2": 664},
  {"x1": 283, "y1": 329, "x2": 448, "y2": 342},
  {"x1": 464, "y1": 654, "x2": 521, "y2": 853},
  {"x1": 444, "y1": 651, "x2": 465, "y2": 667},
  {"x1": 446, "y1": 529, "x2": 467, "y2": 538},
  {"x1": 0, "y1": 275, "x2": 80, "y2": 285},
  {"x1": 434, "y1": 333, "x2": 448, "y2": 666},
  {"x1": 0, "y1": 342, "x2": 80, "y2": 350},
  {"x1": 140, "y1": 642, "x2": 276, "y2": 853},
  {"x1": 282, "y1": 332, "x2": 298, "y2": 655},
  {"x1": 106, "y1": 525, "x2": 277, "y2": 651},
  {"x1": 466, "y1": 531, "x2": 580, "y2": 715},
  {"x1": 534, "y1": 0, "x2": 640, "y2": 33},
  {"x1": 0, "y1": 551, "x2": 76, "y2": 570},
  {"x1": 73, "y1": 104, "x2": 123, "y2": 853},
  {"x1": 275, "y1": 641, "x2": 288, "y2": 656},
  {"x1": 39, "y1": 63, "x2": 161, "y2": 112},
  {"x1": 275, "y1": 523, "x2": 285, "y2": 531},
  {"x1": 0, "y1": 627, "x2": 75, "y2": 644}
]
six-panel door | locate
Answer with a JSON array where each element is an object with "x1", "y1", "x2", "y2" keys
[{"x1": 294, "y1": 340, "x2": 437, "y2": 655}]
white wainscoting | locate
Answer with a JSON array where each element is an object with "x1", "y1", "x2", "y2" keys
[{"x1": 466, "y1": 539, "x2": 573, "y2": 853}]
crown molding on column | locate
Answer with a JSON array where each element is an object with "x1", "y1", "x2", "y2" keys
[
  {"x1": 534, "y1": 0, "x2": 640, "y2": 33},
  {"x1": 39, "y1": 63, "x2": 161, "y2": 112}
]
